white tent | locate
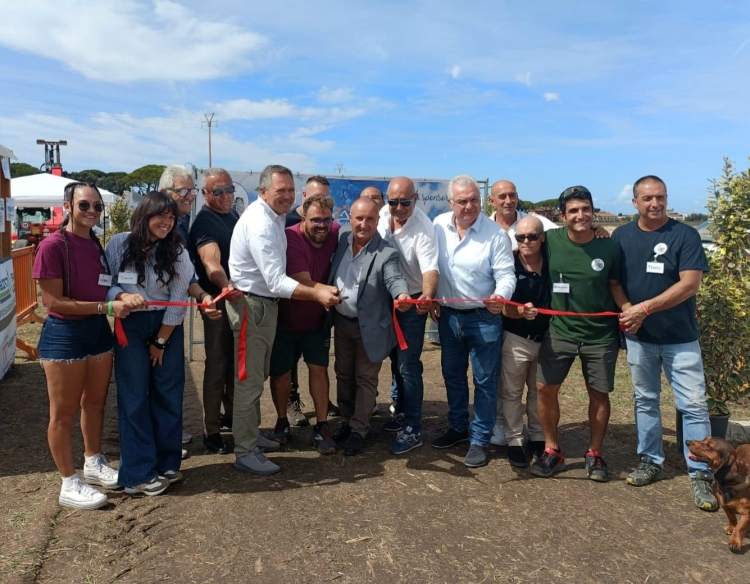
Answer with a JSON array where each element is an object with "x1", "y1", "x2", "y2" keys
[{"x1": 10, "y1": 173, "x2": 116, "y2": 206}]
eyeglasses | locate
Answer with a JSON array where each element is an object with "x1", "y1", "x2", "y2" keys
[
  {"x1": 515, "y1": 233, "x2": 542, "y2": 243},
  {"x1": 77, "y1": 201, "x2": 104, "y2": 212},
  {"x1": 307, "y1": 217, "x2": 333, "y2": 226},
  {"x1": 207, "y1": 185, "x2": 236, "y2": 196},
  {"x1": 387, "y1": 199, "x2": 413, "y2": 207},
  {"x1": 168, "y1": 187, "x2": 199, "y2": 197}
]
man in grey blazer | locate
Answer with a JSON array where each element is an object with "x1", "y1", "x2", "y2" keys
[{"x1": 328, "y1": 197, "x2": 411, "y2": 456}]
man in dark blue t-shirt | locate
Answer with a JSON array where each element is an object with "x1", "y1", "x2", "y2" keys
[{"x1": 613, "y1": 175, "x2": 716, "y2": 513}]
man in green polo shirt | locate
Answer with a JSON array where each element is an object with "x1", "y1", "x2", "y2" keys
[{"x1": 530, "y1": 186, "x2": 628, "y2": 482}]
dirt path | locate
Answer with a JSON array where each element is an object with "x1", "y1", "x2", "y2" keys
[{"x1": 1, "y1": 316, "x2": 747, "y2": 583}]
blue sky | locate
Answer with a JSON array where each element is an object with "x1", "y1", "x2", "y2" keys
[{"x1": 0, "y1": 0, "x2": 748, "y2": 214}]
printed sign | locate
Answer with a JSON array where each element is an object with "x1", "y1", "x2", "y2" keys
[{"x1": 0, "y1": 255, "x2": 17, "y2": 380}]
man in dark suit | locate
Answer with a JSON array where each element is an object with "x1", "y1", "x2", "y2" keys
[{"x1": 328, "y1": 197, "x2": 411, "y2": 456}]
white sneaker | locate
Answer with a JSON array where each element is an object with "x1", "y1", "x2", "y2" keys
[
  {"x1": 59, "y1": 474, "x2": 108, "y2": 510},
  {"x1": 83, "y1": 454, "x2": 121, "y2": 490},
  {"x1": 124, "y1": 475, "x2": 170, "y2": 496},
  {"x1": 490, "y1": 424, "x2": 508, "y2": 446},
  {"x1": 163, "y1": 470, "x2": 183, "y2": 484},
  {"x1": 181, "y1": 449, "x2": 191, "y2": 460},
  {"x1": 182, "y1": 431, "x2": 192, "y2": 444}
]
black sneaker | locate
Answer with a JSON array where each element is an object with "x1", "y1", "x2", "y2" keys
[
  {"x1": 203, "y1": 432, "x2": 229, "y2": 455},
  {"x1": 528, "y1": 440, "x2": 545, "y2": 461},
  {"x1": 270, "y1": 419, "x2": 291, "y2": 445},
  {"x1": 464, "y1": 444, "x2": 488, "y2": 468},
  {"x1": 530, "y1": 447, "x2": 566, "y2": 477},
  {"x1": 626, "y1": 456, "x2": 665, "y2": 486},
  {"x1": 344, "y1": 432, "x2": 365, "y2": 456},
  {"x1": 312, "y1": 423, "x2": 338, "y2": 455},
  {"x1": 585, "y1": 451, "x2": 610, "y2": 483},
  {"x1": 383, "y1": 412, "x2": 404, "y2": 432},
  {"x1": 333, "y1": 421, "x2": 351, "y2": 445},
  {"x1": 432, "y1": 428, "x2": 470, "y2": 450},
  {"x1": 507, "y1": 445, "x2": 528, "y2": 468}
]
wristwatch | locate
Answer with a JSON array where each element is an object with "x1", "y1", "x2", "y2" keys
[{"x1": 151, "y1": 336, "x2": 169, "y2": 350}]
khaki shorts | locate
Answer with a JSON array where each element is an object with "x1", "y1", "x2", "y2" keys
[{"x1": 537, "y1": 330, "x2": 619, "y2": 393}]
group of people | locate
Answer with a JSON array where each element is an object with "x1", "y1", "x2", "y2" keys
[{"x1": 33, "y1": 163, "x2": 718, "y2": 515}]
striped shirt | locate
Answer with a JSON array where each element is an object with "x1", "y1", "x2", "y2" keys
[{"x1": 105, "y1": 232, "x2": 193, "y2": 326}]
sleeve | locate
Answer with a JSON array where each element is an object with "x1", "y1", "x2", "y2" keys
[
  {"x1": 491, "y1": 230, "x2": 517, "y2": 299},
  {"x1": 105, "y1": 234, "x2": 126, "y2": 301},
  {"x1": 285, "y1": 228, "x2": 309, "y2": 276},
  {"x1": 608, "y1": 240, "x2": 624, "y2": 282},
  {"x1": 383, "y1": 249, "x2": 409, "y2": 299},
  {"x1": 189, "y1": 212, "x2": 218, "y2": 251},
  {"x1": 414, "y1": 222, "x2": 439, "y2": 274},
  {"x1": 163, "y1": 247, "x2": 192, "y2": 326},
  {"x1": 32, "y1": 237, "x2": 64, "y2": 280},
  {"x1": 678, "y1": 227, "x2": 710, "y2": 273},
  {"x1": 250, "y1": 223, "x2": 298, "y2": 298}
]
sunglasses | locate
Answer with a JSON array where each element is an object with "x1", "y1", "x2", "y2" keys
[
  {"x1": 515, "y1": 232, "x2": 542, "y2": 243},
  {"x1": 77, "y1": 201, "x2": 105, "y2": 212},
  {"x1": 387, "y1": 199, "x2": 413, "y2": 207},
  {"x1": 208, "y1": 185, "x2": 236, "y2": 196},
  {"x1": 307, "y1": 217, "x2": 333, "y2": 226},
  {"x1": 558, "y1": 186, "x2": 593, "y2": 212},
  {"x1": 168, "y1": 187, "x2": 199, "y2": 197}
]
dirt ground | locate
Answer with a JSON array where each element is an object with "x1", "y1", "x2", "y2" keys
[{"x1": 2, "y1": 311, "x2": 750, "y2": 584}]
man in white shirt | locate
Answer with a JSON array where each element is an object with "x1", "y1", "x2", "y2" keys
[
  {"x1": 377, "y1": 177, "x2": 439, "y2": 455},
  {"x1": 489, "y1": 180, "x2": 558, "y2": 251},
  {"x1": 431, "y1": 175, "x2": 516, "y2": 468},
  {"x1": 227, "y1": 164, "x2": 340, "y2": 476}
]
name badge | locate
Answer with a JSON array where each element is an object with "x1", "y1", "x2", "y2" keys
[
  {"x1": 118, "y1": 271, "x2": 138, "y2": 285},
  {"x1": 646, "y1": 262, "x2": 664, "y2": 274},
  {"x1": 98, "y1": 274, "x2": 113, "y2": 287},
  {"x1": 553, "y1": 283, "x2": 570, "y2": 294}
]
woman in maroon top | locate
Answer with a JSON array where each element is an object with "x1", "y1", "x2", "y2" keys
[{"x1": 33, "y1": 182, "x2": 146, "y2": 510}]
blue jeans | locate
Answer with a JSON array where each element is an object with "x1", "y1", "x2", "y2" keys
[
  {"x1": 625, "y1": 337, "x2": 711, "y2": 477},
  {"x1": 392, "y1": 308, "x2": 429, "y2": 434},
  {"x1": 438, "y1": 307, "x2": 503, "y2": 447},
  {"x1": 114, "y1": 311, "x2": 184, "y2": 487}
]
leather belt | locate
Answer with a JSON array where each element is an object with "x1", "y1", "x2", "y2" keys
[{"x1": 243, "y1": 291, "x2": 279, "y2": 303}]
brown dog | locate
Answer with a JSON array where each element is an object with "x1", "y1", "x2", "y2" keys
[{"x1": 686, "y1": 437, "x2": 750, "y2": 552}]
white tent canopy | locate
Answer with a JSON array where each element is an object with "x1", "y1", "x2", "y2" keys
[{"x1": 10, "y1": 173, "x2": 116, "y2": 206}]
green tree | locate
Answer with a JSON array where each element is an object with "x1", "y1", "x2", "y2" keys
[
  {"x1": 125, "y1": 164, "x2": 166, "y2": 193},
  {"x1": 696, "y1": 157, "x2": 750, "y2": 415},
  {"x1": 69, "y1": 169, "x2": 106, "y2": 184},
  {"x1": 532, "y1": 198, "x2": 559, "y2": 209},
  {"x1": 108, "y1": 195, "x2": 133, "y2": 236},
  {"x1": 10, "y1": 162, "x2": 40, "y2": 178},
  {"x1": 517, "y1": 199, "x2": 533, "y2": 212},
  {"x1": 98, "y1": 172, "x2": 128, "y2": 195},
  {"x1": 685, "y1": 212, "x2": 708, "y2": 222}
]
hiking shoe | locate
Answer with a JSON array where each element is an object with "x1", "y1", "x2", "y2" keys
[
  {"x1": 234, "y1": 447, "x2": 280, "y2": 476},
  {"x1": 327, "y1": 401, "x2": 341, "y2": 418},
  {"x1": 507, "y1": 445, "x2": 528, "y2": 468},
  {"x1": 626, "y1": 456, "x2": 665, "y2": 486},
  {"x1": 490, "y1": 424, "x2": 508, "y2": 446},
  {"x1": 530, "y1": 447, "x2": 566, "y2": 477},
  {"x1": 333, "y1": 421, "x2": 351, "y2": 445},
  {"x1": 432, "y1": 428, "x2": 470, "y2": 450},
  {"x1": 691, "y1": 471, "x2": 719, "y2": 512},
  {"x1": 182, "y1": 431, "x2": 192, "y2": 444},
  {"x1": 124, "y1": 475, "x2": 170, "y2": 496},
  {"x1": 59, "y1": 474, "x2": 108, "y2": 510},
  {"x1": 464, "y1": 444, "x2": 488, "y2": 468},
  {"x1": 390, "y1": 428, "x2": 423, "y2": 455},
  {"x1": 344, "y1": 432, "x2": 366, "y2": 456},
  {"x1": 181, "y1": 449, "x2": 191, "y2": 460},
  {"x1": 287, "y1": 395, "x2": 309, "y2": 427},
  {"x1": 313, "y1": 424, "x2": 338, "y2": 455},
  {"x1": 257, "y1": 433, "x2": 281, "y2": 453},
  {"x1": 528, "y1": 440, "x2": 545, "y2": 461},
  {"x1": 383, "y1": 412, "x2": 405, "y2": 432},
  {"x1": 270, "y1": 420, "x2": 291, "y2": 445},
  {"x1": 203, "y1": 432, "x2": 229, "y2": 455},
  {"x1": 83, "y1": 454, "x2": 121, "y2": 489},
  {"x1": 585, "y1": 451, "x2": 610, "y2": 483},
  {"x1": 163, "y1": 470, "x2": 183, "y2": 484}
]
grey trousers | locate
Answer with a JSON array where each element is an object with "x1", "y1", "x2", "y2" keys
[
  {"x1": 333, "y1": 312, "x2": 382, "y2": 437},
  {"x1": 201, "y1": 301, "x2": 235, "y2": 435},
  {"x1": 226, "y1": 295, "x2": 278, "y2": 458}
]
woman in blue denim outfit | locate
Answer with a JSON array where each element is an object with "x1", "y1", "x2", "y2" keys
[
  {"x1": 105, "y1": 192, "x2": 193, "y2": 497},
  {"x1": 34, "y1": 182, "x2": 137, "y2": 510}
]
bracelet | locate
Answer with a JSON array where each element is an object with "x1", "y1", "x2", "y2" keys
[
  {"x1": 640, "y1": 301, "x2": 650, "y2": 316},
  {"x1": 97, "y1": 302, "x2": 103, "y2": 315},
  {"x1": 107, "y1": 301, "x2": 113, "y2": 317}
]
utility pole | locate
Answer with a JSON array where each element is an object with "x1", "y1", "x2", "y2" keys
[
  {"x1": 334, "y1": 163, "x2": 345, "y2": 175},
  {"x1": 202, "y1": 114, "x2": 216, "y2": 167}
]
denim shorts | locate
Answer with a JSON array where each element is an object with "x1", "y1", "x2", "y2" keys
[{"x1": 38, "y1": 315, "x2": 114, "y2": 361}]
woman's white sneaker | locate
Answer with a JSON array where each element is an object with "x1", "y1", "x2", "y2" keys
[
  {"x1": 59, "y1": 474, "x2": 108, "y2": 510},
  {"x1": 124, "y1": 476, "x2": 170, "y2": 496},
  {"x1": 83, "y1": 454, "x2": 121, "y2": 490}
]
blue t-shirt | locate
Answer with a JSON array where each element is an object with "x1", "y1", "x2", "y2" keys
[{"x1": 612, "y1": 219, "x2": 708, "y2": 344}]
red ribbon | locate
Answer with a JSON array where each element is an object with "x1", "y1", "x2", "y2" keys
[
  {"x1": 392, "y1": 297, "x2": 621, "y2": 351},
  {"x1": 238, "y1": 303, "x2": 248, "y2": 381},
  {"x1": 113, "y1": 288, "x2": 231, "y2": 348}
]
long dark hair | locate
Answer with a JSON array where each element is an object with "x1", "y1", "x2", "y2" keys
[
  {"x1": 59, "y1": 182, "x2": 110, "y2": 297},
  {"x1": 121, "y1": 191, "x2": 181, "y2": 287}
]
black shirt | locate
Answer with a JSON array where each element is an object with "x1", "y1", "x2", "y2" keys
[
  {"x1": 285, "y1": 207, "x2": 303, "y2": 228},
  {"x1": 189, "y1": 206, "x2": 239, "y2": 297},
  {"x1": 503, "y1": 249, "x2": 551, "y2": 341}
]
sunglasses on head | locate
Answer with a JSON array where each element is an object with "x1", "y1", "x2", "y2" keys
[
  {"x1": 515, "y1": 232, "x2": 542, "y2": 243},
  {"x1": 208, "y1": 185, "x2": 236, "y2": 196},
  {"x1": 76, "y1": 201, "x2": 104, "y2": 212},
  {"x1": 307, "y1": 217, "x2": 333, "y2": 226},
  {"x1": 387, "y1": 199, "x2": 413, "y2": 207}
]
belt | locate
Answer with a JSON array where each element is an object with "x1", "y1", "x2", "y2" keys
[
  {"x1": 509, "y1": 331, "x2": 544, "y2": 343},
  {"x1": 335, "y1": 312, "x2": 358, "y2": 322},
  {"x1": 243, "y1": 291, "x2": 279, "y2": 303},
  {"x1": 446, "y1": 306, "x2": 484, "y2": 314}
]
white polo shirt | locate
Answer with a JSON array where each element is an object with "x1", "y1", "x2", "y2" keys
[
  {"x1": 490, "y1": 209, "x2": 559, "y2": 250},
  {"x1": 377, "y1": 205, "x2": 439, "y2": 296}
]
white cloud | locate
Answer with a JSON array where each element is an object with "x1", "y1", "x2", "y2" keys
[
  {"x1": 207, "y1": 99, "x2": 366, "y2": 125},
  {"x1": 515, "y1": 72, "x2": 532, "y2": 86},
  {"x1": 543, "y1": 92, "x2": 560, "y2": 102},
  {"x1": 318, "y1": 87, "x2": 354, "y2": 103},
  {"x1": 0, "y1": 0, "x2": 269, "y2": 83},
  {"x1": 450, "y1": 65, "x2": 462, "y2": 79},
  {"x1": 617, "y1": 184, "x2": 634, "y2": 201}
]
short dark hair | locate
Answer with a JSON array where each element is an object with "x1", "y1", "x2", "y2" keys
[
  {"x1": 633, "y1": 175, "x2": 667, "y2": 199},
  {"x1": 306, "y1": 175, "x2": 330, "y2": 187},
  {"x1": 558, "y1": 186, "x2": 593, "y2": 214}
]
